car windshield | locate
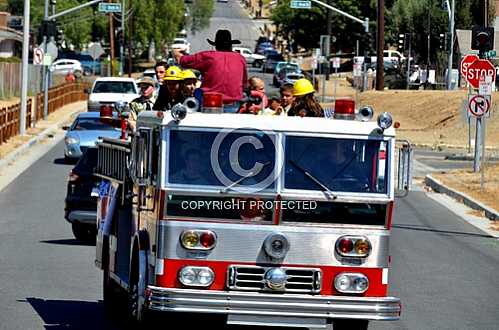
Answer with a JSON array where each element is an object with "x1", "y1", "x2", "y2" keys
[
  {"x1": 71, "y1": 118, "x2": 116, "y2": 131},
  {"x1": 168, "y1": 129, "x2": 276, "y2": 190},
  {"x1": 284, "y1": 136, "x2": 388, "y2": 194},
  {"x1": 92, "y1": 81, "x2": 136, "y2": 94}
]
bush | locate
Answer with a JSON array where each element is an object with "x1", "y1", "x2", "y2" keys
[{"x1": 0, "y1": 57, "x2": 21, "y2": 63}]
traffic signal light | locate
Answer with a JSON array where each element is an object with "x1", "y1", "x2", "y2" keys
[
  {"x1": 398, "y1": 34, "x2": 405, "y2": 50},
  {"x1": 439, "y1": 33, "x2": 446, "y2": 50},
  {"x1": 471, "y1": 26, "x2": 494, "y2": 52}
]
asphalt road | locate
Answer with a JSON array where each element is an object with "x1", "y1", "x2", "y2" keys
[
  {"x1": 1, "y1": 2, "x2": 499, "y2": 330},
  {"x1": 1, "y1": 141, "x2": 499, "y2": 330}
]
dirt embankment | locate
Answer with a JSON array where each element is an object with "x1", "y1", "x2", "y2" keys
[{"x1": 322, "y1": 84, "x2": 499, "y2": 149}]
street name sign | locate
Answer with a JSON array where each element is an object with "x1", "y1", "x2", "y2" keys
[
  {"x1": 460, "y1": 54, "x2": 479, "y2": 78},
  {"x1": 290, "y1": 0, "x2": 311, "y2": 9},
  {"x1": 468, "y1": 94, "x2": 491, "y2": 117},
  {"x1": 98, "y1": 2, "x2": 122, "y2": 13},
  {"x1": 33, "y1": 47, "x2": 44, "y2": 66},
  {"x1": 465, "y1": 59, "x2": 496, "y2": 89}
]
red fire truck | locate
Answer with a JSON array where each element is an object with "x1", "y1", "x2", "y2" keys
[{"x1": 94, "y1": 97, "x2": 412, "y2": 329}]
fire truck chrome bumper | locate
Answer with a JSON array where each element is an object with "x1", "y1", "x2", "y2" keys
[{"x1": 146, "y1": 286, "x2": 401, "y2": 321}]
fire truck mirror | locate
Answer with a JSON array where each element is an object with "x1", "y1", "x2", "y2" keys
[
  {"x1": 395, "y1": 140, "x2": 413, "y2": 198},
  {"x1": 135, "y1": 128, "x2": 152, "y2": 185}
]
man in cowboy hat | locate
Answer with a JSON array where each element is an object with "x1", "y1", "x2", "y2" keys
[
  {"x1": 173, "y1": 29, "x2": 248, "y2": 113},
  {"x1": 128, "y1": 76, "x2": 156, "y2": 131}
]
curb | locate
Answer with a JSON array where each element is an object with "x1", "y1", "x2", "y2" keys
[
  {"x1": 0, "y1": 103, "x2": 85, "y2": 171},
  {"x1": 445, "y1": 154, "x2": 499, "y2": 161},
  {"x1": 424, "y1": 174, "x2": 499, "y2": 221}
]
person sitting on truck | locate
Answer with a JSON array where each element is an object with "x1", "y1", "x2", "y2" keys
[
  {"x1": 153, "y1": 66, "x2": 186, "y2": 111},
  {"x1": 170, "y1": 149, "x2": 212, "y2": 185},
  {"x1": 288, "y1": 78, "x2": 324, "y2": 117},
  {"x1": 239, "y1": 76, "x2": 268, "y2": 115},
  {"x1": 173, "y1": 29, "x2": 248, "y2": 113},
  {"x1": 279, "y1": 83, "x2": 295, "y2": 115},
  {"x1": 181, "y1": 69, "x2": 203, "y2": 108},
  {"x1": 128, "y1": 76, "x2": 156, "y2": 131},
  {"x1": 313, "y1": 141, "x2": 370, "y2": 192}
]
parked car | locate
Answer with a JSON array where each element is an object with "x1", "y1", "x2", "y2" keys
[
  {"x1": 50, "y1": 59, "x2": 83, "y2": 75},
  {"x1": 57, "y1": 52, "x2": 101, "y2": 75},
  {"x1": 255, "y1": 36, "x2": 271, "y2": 53},
  {"x1": 273, "y1": 62, "x2": 301, "y2": 86},
  {"x1": 86, "y1": 77, "x2": 139, "y2": 112},
  {"x1": 171, "y1": 38, "x2": 191, "y2": 54},
  {"x1": 142, "y1": 68, "x2": 156, "y2": 79},
  {"x1": 262, "y1": 53, "x2": 285, "y2": 73},
  {"x1": 282, "y1": 71, "x2": 305, "y2": 86},
  {"x1": 63, "y1": 111, "x2": 121, "y2": 160},
  {"x1": 233, "y1": 46, "x2": 266, "y2": 68},
  {"x1": 275, "y1": 67, "x2": 303, "y2": 87},
  {"x1": 64, "y1": 148, "x2": 99, "y2": 242},
  {"x1": 256, "y1": 42, "x2": 274, "y2": 54}
]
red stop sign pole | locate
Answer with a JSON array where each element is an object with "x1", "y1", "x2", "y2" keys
[{"x1": 466, "y1": 59, "x2": 496, "y2": 89}]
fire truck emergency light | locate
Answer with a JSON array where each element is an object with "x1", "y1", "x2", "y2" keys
[
  {"x1": 180, "y1": 230, "x2": 217, "y2": 250},
  {"x1": 377, "y1": 112, "x2": 393, "y2": 131},
  {"x1": 333, "y1": 99, "x2": 356, "y2": 120},
  {"x1": 335, "y1": 236, "x2": 371, "y2": 257},
  {"x1": 202, "y1": 92, "x2": 224, "y2": 113}
]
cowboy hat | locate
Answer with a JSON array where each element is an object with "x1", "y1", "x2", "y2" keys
[{"x1": 207, "y1": 29, "x2": 241, "y2": 46}]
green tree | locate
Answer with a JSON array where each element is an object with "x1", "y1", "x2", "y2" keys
[
  {"x1": 187, "y1": 0, "x2": 214, "y2": 34},
  {"x1": 272, "y1": 0, "x2": 362, "y2": 51}
]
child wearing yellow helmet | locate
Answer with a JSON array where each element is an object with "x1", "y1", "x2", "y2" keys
[
  {"x1": 153, "y1": 66, "x2": 186, "y2": 111},
  {"x1": 288, "y1": 78, "x2": 324, "y2": 117}
]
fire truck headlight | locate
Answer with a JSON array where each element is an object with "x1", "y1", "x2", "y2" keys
[
  {"x1": 377, "y1": 112, "x2": 393, "y2": 130},
  {"x1": 335, "y1": 236, "x2": 371, "y2": 258},
  {"x1": 178, "y1": 266, "x2": 214, "y2": 287},
  {"x1": 334, "y1": 273, "x2": 369, "y2": 294}
]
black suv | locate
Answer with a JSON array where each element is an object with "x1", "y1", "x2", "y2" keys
[{"x1": 64, "y1": 148, "x2": 99, "y2": 242}]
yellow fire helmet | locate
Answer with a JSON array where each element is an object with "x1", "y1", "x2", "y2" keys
[
  {"x1": 181, "y1": 69, "x2": 197, "y2": 80},
  {"x1": 292, "y1": 78, "x2": 315, "y2": 97},
  {"x1": 163, "y1": 66, "x2": 184, "y2": 81}
]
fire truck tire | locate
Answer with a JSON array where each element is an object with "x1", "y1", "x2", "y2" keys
[
  {"x1": 127, "y1": 249, "x2": 150, "y2": 323},
  {"x1": 71, "y1": 222, "x2": 96, "y2": 242},
  {"x1": 332, "y1": 319, "x2": 369, "y2": 330}
]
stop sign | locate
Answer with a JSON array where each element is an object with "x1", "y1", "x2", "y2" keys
[
  {"x1": 460, "y1": 54, "x2": 479, "y2": 78},
  {"x1": 466, "y1": 59, "x2": 496, "y2": 89}
]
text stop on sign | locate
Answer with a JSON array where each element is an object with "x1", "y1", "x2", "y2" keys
[
  {"x1": 460, "y1": 54, "x2": 479, "y2": 77},
  {"x1": 466, "y1": 59, "x2": 496, "y2": 89}
]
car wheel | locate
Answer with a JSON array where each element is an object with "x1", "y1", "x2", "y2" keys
[
  {"x1": 83, "y1": 68, "x2": 92, "y2": 76},
  {"x1": 273, "y1": 77, "x2": 279, "y2": 87},
  {"x1": 72, "y1": 222, "x2": 96, "y2": 242},
  {"x1": 253, "y1": 60, "x2": 263, "y2": 68}
]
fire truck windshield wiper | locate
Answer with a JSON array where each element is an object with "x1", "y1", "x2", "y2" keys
[
  {"x1": 288, "y1": 159, "x2": 337, "y2": 199},
  {"x1": 219, "y1": 161, "x2": 272, "y2": 194}
]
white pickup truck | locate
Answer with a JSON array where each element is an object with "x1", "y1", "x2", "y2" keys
[
  {"x1": 86, "y1": 77, "x2": 139, "y2": 112},
  {"x1": 233, "y1": 46, "x2": 266, "y2": 68}
]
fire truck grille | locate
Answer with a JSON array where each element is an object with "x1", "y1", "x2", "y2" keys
[{"x1": 227, "y1": 265, "x2": 322, "y2": 294}]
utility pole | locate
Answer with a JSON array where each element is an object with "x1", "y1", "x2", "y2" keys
[
  {"x1": 128, "y1": 0, "x2": 133, "y2": 77},
  {"x1": 325, "y1": 0, "x2": 332, "y2": 81},
  {"x1": 119, "y1": 0, "x2": 125, "y2": 75},
  {"x1": 376, "y1": 0, "x2": 384, "y2": 90},
  {"x1": 43, "y1": 0, "x2": 50, "y2": 120},
  {"x1": 446, "y1": 0, "x2": 455, "y2": 90},
  {"x1": 109, "y1": 10, "x2": 115, "y2": 76},
  {"x1": 20, "y1": 0, "x2": 30, "y2": 135}
]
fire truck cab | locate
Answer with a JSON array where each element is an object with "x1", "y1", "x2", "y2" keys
[{"x1": 95, "y1": 105, "x2": 411, "y2": 329}]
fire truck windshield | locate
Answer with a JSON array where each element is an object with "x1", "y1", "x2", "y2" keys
[
  {"x1": 284, "y1": 136, "x2": 388, "y2": 194},
  {"x1": 168, "y1": 129, "x2": 276, "y2": 190}
]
